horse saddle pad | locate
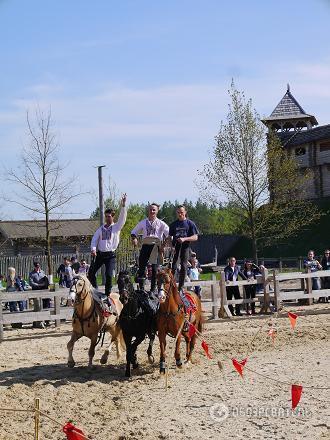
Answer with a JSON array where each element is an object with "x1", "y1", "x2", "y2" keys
[{"x1": 183, "y1": 291, "x2": 198, "y2": 313}]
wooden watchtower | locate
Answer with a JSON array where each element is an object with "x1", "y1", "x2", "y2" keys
[{"x1": 262, "y1": 85, "x2": 330, "y2": 199}]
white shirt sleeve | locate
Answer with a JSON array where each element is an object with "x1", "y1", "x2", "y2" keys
[
  {"x1": 162, "y1": 221, "x2": 170, "y2": 238},
  {"x1": 113, "y1": 206, "x2": 127, "y2": 232},
  {"x1": 91, "y1": 227, "x2": 101, "y2": 252},
  {"x1": 131, "y1": 219, "x2": 145, "y2": 237}
]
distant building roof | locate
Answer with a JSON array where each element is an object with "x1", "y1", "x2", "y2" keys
[
  {"x1": 0, "y1": 219, "x2": 98, "y2": 240},
  {"x1": 262, "y1": 85, "x2": 318, "y2": 126},
  {"x1": 278, "y1": 124, "x2": 330, "y2": 148}
]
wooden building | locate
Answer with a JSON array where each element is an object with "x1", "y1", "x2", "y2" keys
[
  {"x1": 0, "y1": 219, "x2": 98, "y2": 256},
  {"x1": 262, "y1": 85, "x2": 330, "y2": 199}
]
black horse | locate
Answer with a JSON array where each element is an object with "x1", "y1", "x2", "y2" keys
[{"x1": 117, "y1": 271, "x2": 157, "y2": 377}]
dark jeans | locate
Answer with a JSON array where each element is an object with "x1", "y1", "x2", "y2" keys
[
  {"x1": 9, "y1": 301, "x2": 24, "y2": 312},
  {"x1": 226, "y1": 286, "x2": 241, "y2": 315},
  {"x1": 244, "y1": 285, "x2": 256, "y2": 312},
  {"x1": 137, "y1": 244, "x2": 157, "y2": 291},
  {"x1": 32, "y1": 282, "x2": 50, "y2": 308},
  {"x1": 172, "y1": 243, "x2": 190, "y2": 290},
  {"x1": 88, "y1": 251, "x2": 116, "y2": 295}
]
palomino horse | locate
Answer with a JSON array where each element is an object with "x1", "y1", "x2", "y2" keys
[
  {"x1": 67, "y1": 275, "x2": 125, "y2": 368},
  {"x1": 157, "y1": 268, "x2": 203, "y2": 374},
  {"x1": 117, "y1": 271, "x2": 156, "y2": 377}
]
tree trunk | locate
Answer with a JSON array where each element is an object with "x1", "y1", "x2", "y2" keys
[
  {"x1": 249, "y1": 210, "x2": 258, "y2": 263},
  {"x1": 45, "y1": 209, "x2": 52, "y2": 276}
]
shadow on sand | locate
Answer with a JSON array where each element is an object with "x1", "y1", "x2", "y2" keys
[{"x1": 0, "y1": 360, "x2": 156, "y2": 388}]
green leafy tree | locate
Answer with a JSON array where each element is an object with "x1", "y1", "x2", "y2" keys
[{"x1": 199, "y1": 83, "x2": 321, "y2": 260}]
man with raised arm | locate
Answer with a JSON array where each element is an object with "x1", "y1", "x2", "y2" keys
[
  {"x1": 131, "y1": 203, "x2": 169, "y2": 293},
  {"x1": 88, "y1": 193, "x2": 127, "y2": 298},
  {"x1": 169, "y1": 205, "x2": 199, "y2": 330}
]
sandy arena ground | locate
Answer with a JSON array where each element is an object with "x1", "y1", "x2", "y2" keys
[{"x1": 0, "y1": 304, "x2": 329, "y2": 440}]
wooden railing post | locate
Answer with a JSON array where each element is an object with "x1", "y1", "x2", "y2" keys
[
  {"x1": 210, "y1": 274, "x2": 217, "y2": 320},
  {"x1": 273, "y1": 269, "x2": 280, "y2": 312},
  {"x1": 218, "y1": 271, "x2": 231, "y2": 318},
  {"x1": 260, "y1": 267, "x2": 271, "y2": 313},
  {"x1": 306, "y1": 267, "x2": 313, "y2": 305},
  {"x1": 54, "y1": 293, "x2": 61, "y2": 328}
]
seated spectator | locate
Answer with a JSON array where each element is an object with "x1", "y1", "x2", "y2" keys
[
  {"x1": 303, "y1": 250, "x2": 322, "y2": 291},
  {"x1": 187, "y1": 253, "x2": 202, "y2": 298},
  {"x1": 70, "y1": 256, "x2": 80, "y2": 274},
  {"x1": 242, "y1": 260, "x2": 263, "y2": 315},
  {"x1": 6, "y1": 267, "x2": 24, "y2": 313},
  {"x1": 29, "y1": 261, "x2": 50, "y2": 328},
  {"x1": 78, "y1": 259, "x2": 90, "y2": 275},
  {"x1": 224, "y1": 257, "x2": 246, "y2": 316}
]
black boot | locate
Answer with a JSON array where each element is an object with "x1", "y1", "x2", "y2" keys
[
  {"x1": 235, "y1": 305, "x2": 242, "y2": 316},
  {"x1": 228, "y1": 305, "x2": 235, "y2": 316}
]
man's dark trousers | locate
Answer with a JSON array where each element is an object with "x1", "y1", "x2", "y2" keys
[
  {"x1": 172, "y1": 242, "x2": 190, "y2": 290},
  {"x1": 88, "y1": 251, "x2": 116, "y2": 295},
  {"x1": 137, "y1": 244, "x2": 157, "y2": 291}
]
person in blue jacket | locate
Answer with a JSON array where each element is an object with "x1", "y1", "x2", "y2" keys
[{"x1": 224, "y1": 257, "x2": 246, "y2": 316}]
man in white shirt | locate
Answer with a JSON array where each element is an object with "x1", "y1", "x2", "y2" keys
[
  {"x1": 88, "y1": 193, "x2": 127, "y2": 297},
  {"x1": 131, "y1": 203, "x2": 169, "y2": 292}
]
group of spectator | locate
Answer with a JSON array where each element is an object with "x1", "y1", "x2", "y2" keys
[
  {"x1": 303, "y1": 249, "x2": 330, "y2": 301},
  {"x1": 224, "y1": 257, "x2": 264, "y2": 316},
  {"x1": 1, "y1": 256, "x2": 90, "y2": 327},
  {"x1": 56, "y1": 256, "x2": 90, "y2": 289}
]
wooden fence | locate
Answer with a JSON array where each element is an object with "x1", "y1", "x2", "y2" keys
[
  {"x1": 0, "y1": 289, "x2": 73, "y2": 342},
  {"x1": 0, "y1": 239, "x2": 139, "y2": 280},
  {"x1": 272, "y1": 268, "x2": 330, "y2": 310}
]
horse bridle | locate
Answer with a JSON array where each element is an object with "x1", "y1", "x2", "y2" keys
[{"x1": 71, "y1": 276, "x2": 89, "y2": 305}]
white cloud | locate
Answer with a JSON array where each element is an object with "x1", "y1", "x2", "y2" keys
[{"x1": 1, "y1": 59, "x2": 330, "y2": 219}]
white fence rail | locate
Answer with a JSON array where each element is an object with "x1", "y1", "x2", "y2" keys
[{"x1": 0, "y1": 290, "x2": 73, "y2": 342}]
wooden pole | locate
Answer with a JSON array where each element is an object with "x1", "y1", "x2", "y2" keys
[
  {"x1": 273, "y1": 269, "x2": 280, "y2": 312},
  {"x1": 98, "y1": 165, "x2": 106, "y2": 285},
  {"x1": 211, "y1": 274, "x2": 217, "y2": 320},
  {"x1": 306, "y1": 267, "x2": 313, "y2": 305},
  {"x1": 218, "y1": 271, "x2": 231, "y2": 318},
  {"x1": 54, "y1": 293, "x2": 61, "y2": 328},
  {"x1": 34, "y1": 398, "x2": 40, "y2": 440},
  {"x1": 260, "y1": 267, "x2": 271, "y2": 313}
]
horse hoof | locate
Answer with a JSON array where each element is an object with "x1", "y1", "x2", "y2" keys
[
  {"x1": 125, "y1": 371, "x2": 131, "y2": 378},
  {"x1": 100, "y1": 354, "x2": 108, "y2": 365},
  {"x1": 176, "y1": 362, "x2": 183, "y2": 369},
  {"x1": 67, "y1": 361, "x2": 75, "y2": 368},
  {"x1": 132, "y1": 362, "x2": 139, "y2": 370},
  {"x1": 160, "y1": 368, "x2": 166, "y2": 374},
  {"x1": 148, "y1": 355, "x2": 154, "y2": 364}
]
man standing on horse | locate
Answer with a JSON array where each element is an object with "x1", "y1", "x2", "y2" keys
[
  {"x1": 169, "y1": 205, "x2": 199, "y2": 329},
  {"x1": 88, "y1": 193, "x2": 127, "y2": 299},
  {"x1": 131, "y1": 203, "x2": 169, "y2": 293}
]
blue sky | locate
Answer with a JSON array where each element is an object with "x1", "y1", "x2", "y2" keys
[{"x1": 1, "y1": 0, "x2": 330, "y2": 219}]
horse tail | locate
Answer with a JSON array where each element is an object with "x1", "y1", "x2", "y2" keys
[{"x1": 115, "y1": 323, "x2": 126, "y2": 360}]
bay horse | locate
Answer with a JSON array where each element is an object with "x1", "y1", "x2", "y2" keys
[
  {"x1": 117, "y1": 271, "x2": 156, "y2": 377},
  {"x1": 67, "y1": 275, "x2": 125, "y2": 368},
  {"x1": 157, "y1": 267, "x2": 203, "y2": 374}
]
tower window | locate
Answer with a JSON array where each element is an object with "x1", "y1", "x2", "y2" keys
[{"x1": 295, "y1": 147, "x2": 306, "y2": 156}]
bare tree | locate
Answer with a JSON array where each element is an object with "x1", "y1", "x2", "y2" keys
[
  {"x1": 7, "y1": 108, "x2": 81, "y2": 276},
  {"x1": 198, "y1": 83, "x2": 321, "y2": 260}
]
